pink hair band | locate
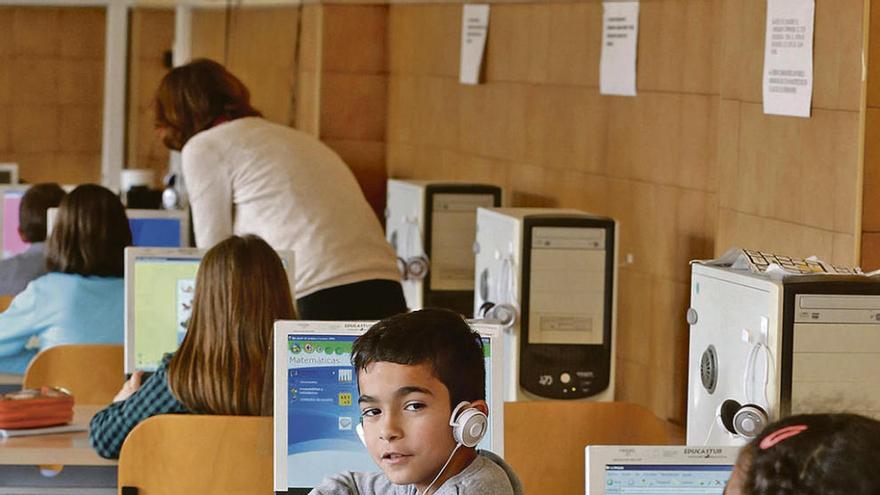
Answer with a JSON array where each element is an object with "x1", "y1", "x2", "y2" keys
[{"x1": 759, "y1": 424, "x2": 808, "y2": 450}]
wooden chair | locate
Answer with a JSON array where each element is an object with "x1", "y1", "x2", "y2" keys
[
  {"x1": 117, "y1": 415, "x2": 273, "y2": 495},
  {"x1": 23, "y1": 344, "x2": 124, "y2": 405},
  {"x1": 504, "y1": 401, "x2": 674, "y2": 494}
]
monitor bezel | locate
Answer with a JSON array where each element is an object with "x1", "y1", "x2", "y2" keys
[
  {"x1": 0, "y1": 185, "x2": 30, "y2": 260},
  {"x1": 124, "y1": 247, "x2": 296, "y2": 373},
  {"x1": 584, "y1": 445, "x2": 740, "y2": 495},
  {"x1": 0, "y1": 163, "x2": 20, "y2": 186},
  {"x1": 48, "y1": 207, "x2": 191, "y2": 247}
]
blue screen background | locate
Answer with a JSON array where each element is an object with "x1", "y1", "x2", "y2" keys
[{"x1": 129, "y1": 218, "x2": 182, "y2": 247}]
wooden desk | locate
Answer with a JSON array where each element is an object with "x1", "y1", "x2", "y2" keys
[{"x1": 0, "y1": 405, "x2": 116, "y2": 467}]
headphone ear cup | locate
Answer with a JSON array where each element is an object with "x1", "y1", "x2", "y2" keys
[
  {"x1": 452, "y1": 407, "x2": 488, "y2": 448},
  {"x1": 718, "y1": 399, "x2": 742, "y2": 435},
  {"x1": 733, "y1": 404, "x2": 769, "y2": 438},
  {"x1": 356, "y1": 422, "x2": 366, "y2": 447},
  {"x1": 488, "y1": 303, "x2": 518, "y2": 329},
  {"x1": 406, "y1": 255, "x2": 429, "y2": 280},
  {"x1": 479, "y1": 301, "x2": 496, "y2": 318}
]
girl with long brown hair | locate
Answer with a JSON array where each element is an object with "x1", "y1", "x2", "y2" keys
[
  {"x1": 0, "y1": 184, "x2": 131, "y2": 374},
  {"x1": 89, "y1": 234, "x2": 295, "y2": 459}
]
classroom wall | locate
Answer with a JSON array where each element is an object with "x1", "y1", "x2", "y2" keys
[
  {"x1": 383, "y1": 0, "x2": 868, "y2": 423},
  {"x1": 127, "y1": 8, "x2": 175, "y2": 182},
  {"x1": 0, "y1": 6, "x2": 105, "y2": 185},
  {"x1": 717, "y1": 0, "x2": 863, "y2": 268},
  {"x1": 863, "y1": 0, "x2": 880, "y2": 271},
  {"x1": 297, "y1": 4, "x2": 389, "y2": 216}
]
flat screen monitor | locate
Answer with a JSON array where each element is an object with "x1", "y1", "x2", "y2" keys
[
  {"x1": 124, "y1": 247, "x2": 295, "y2": 373},
  {"x1": 272, "y1": 320, "x2": 505, "y2": 494},
  {"x1": 49, "y1": 208, "x2": 190, "y2": 248},
  {"x1": 0, "y1": 164, "x2": 20, "y2": 185},
  {"x1": 585, "y1": 445, "x2": 740, "y2": 495},
  {"x1": 1, "y1": 187, "x2": 30, "y2": 259}
]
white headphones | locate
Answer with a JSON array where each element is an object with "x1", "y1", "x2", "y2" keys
[
  {"x1": 355, "y1": 401, "x2": 487, "y2": 449},
  {"x1": 717, "y1": 399, "x2": 768, "y2": 439},
  {"x1": 705, "y1": 332, "x2": 773, "y2": 443},
  {"x1": 479, "y1": 250, "x2": 519, "y2": 329},
  {"x1": 396, "y1": 216, "x2": 429, "y2": 281},
  {"x1": 449, "y1": 401, "x2": 488, "y2": 448}
]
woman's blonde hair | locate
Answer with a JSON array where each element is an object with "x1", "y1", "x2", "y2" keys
[{"x1": 167, "y1": 235, "x2": 295, "y2": 415}]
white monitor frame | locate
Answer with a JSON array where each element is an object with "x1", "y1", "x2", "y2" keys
[
  {"x1": 585, "y1": 445, "x2": 740, "y2": 495},
  {"x1": 0, "y1": 163, "x2": 20, "y2": 185},
  {"x1": 124, "y1": 247, "x2": 295, "y2": 373},
  {"x1": 49, "y1": 207, "x2": 190, "y2": 247},
  {"x1": 272, "y1": 320, "x2": 505, "y2": 493},
  {"x1": 0, "y1": 185, "x2": 31, "y2": 260}
]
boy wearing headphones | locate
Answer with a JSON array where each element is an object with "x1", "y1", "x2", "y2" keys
[{"x1": 310, "y1": 308, "x2": 523, "y2": 495}]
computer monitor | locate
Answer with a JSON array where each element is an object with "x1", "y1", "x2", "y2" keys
[
  {"x1": 1, "y1": 186, "x2": 30, "y2": 259},
  {"x1": 49, "y1": 208, "x2": 190, "y2": 247},
  {"x1": 124, "y1": 247, "x2": 295, "y2": 373},
  {"x1": 585, "y1": 445, "x2": 740, "y2": 495},
  {"x1": 272, "y1": 320, "x2": 505, "y2": 494},
  {"x1": 0, "y1": 164, "x2": 20, "y2": 185}
]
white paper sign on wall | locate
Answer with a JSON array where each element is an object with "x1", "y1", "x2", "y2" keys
[
  {"x1": 763, "y1": 0, "x2": 815, "y2": 118},
  {"x1": 460, "y1": 4, "x2": 490, "y2": 85},
  {"x1": 599, "y1": 1, "x2": 639, "y2": 97}
]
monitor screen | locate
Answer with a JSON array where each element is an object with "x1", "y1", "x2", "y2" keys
[
  {"x1": 604, "y1": 465, "x2": 733, "y2": 494},
  {"x1": 130, "y1": 254, "x2": 201, "y2": 372},
  {"x1": 48, "y1": 208, "x2": 188, "y2": 248},
  {"x1": 283, "y1": 333, "x2": 496, "y2": 492},
  {"x1": 129, "y1": 217, "x2": 183, "y2": 247},
  {"x1": 3, "y1": 190, "x2": 28, "y2": 259}
]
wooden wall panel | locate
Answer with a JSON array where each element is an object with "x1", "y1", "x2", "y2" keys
[
  {"x1": 0, "y1": 6, "x2": 104, "y2": 185},
  {"x1": 316, "y1": 4, "x2": 389, "y2": 217},
  {"x1": 718, "y1": 0, "x2": 863, "y2": 269},
  {"x1": 127, "y1": 8, "x2": 174, "y2": 182},
  {"x1": 868, "y1": 0, "x2": 880, "y2": 108},
  {"x1": 864, "y1": 0, "x2": 880, "y2": 270},
  {"x1": 192, "y1": 7, "x2": 299, "y2": 126}
]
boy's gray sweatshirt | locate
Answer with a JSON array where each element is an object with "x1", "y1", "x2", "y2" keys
[{"x1": 308, "y1": 450, "x2": 524, "y2": 495}]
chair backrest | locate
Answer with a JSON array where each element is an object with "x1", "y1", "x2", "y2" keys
[
  {"x1": 504, "y1": 401, "x2": 674, "y2": 494},
  {"x1": 118, "y1": 414, "x2": 273, "y2": 495},
  {"x1": 23, "y1": 344, "x2": 124, "y2": 405}
]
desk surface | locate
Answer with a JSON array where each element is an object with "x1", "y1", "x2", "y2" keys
[{"x1": 0, "y1": 405, "x2": 116, "y2": 466}]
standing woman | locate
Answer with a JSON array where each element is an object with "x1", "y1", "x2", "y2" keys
[
  {"x1": 154, "y1": 59, "x2": 406, "y2": 320},
  {"x1": 0, "y1": 184, "x2": 131, "y2": 374}
]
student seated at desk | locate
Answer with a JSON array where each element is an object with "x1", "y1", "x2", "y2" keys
[
  {"x1": 0, "y1": 183, "x2": 66, "y2": 295},
  {"x1": 0, "y1": 184, "x2": 130, "y2": 374},
  {"x1": 89, "y1": 234, "x2": 295, "y2": 459},
  {"x1": 724, "y1": 413, "x2": 880, "y2": 495},
  {"x1": 311, "y1": 309, "x2": 523, "y2": 495}
]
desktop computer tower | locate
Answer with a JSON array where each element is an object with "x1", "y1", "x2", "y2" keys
[
  {"x1": 385, "y1": 180, "x2": 501, "y2": 316},
  {"x1": 474, "y1": 208, "x2": 617, "y2": 402},
  {"x1": 686, "y1": 252, "x2": 880, "y2": 446}
]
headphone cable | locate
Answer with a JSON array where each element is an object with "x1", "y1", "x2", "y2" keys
[{"x1": 420, "y1": 443, "x2": 462, "y2": 495}]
